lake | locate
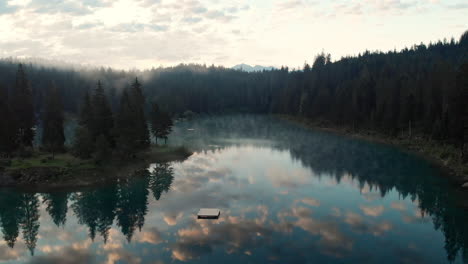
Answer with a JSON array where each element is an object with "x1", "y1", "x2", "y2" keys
[{"x1": 1, "y1": 115, "x2": 467, "y2": 263}]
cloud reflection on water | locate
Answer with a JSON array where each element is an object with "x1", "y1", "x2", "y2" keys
[{"x1": 0, "y1": 115, "x2": 466, "y2": 263}]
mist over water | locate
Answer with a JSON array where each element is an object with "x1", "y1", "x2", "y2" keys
[{"x1": 0, "y1": 115, "x2": 467, "y2": 263}]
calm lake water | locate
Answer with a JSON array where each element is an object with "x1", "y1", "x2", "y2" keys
[{"x1": 1, "y1": 115, "x2": 467, "y2": 264}]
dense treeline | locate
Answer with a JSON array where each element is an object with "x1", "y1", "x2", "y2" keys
[
  {"x1": 0, "y1": 31, "x2": 467, "y2": 157},
  {"x1": 0, "y1": 66, "x2": 173, "y2": 160}
]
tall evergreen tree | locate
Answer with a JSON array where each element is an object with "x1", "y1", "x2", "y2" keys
[
  {"x1": 129, "y1": 78, "x2": 150, "y2": 150},
  {"x1": 91, "y1": 81, "x2": 114, "y2": 145},
  {"x1": 72, "y1": 91, "x2": 94, "y2": 159},
  {"x1": 458, "y1": 63, "x2": 468, "y2": 160},
  {"x1": 405, "y1": 93, "x2": 416, "y2": 138},
  {"x1": 41, "y1": 83, "x2": 65, "y2": 157},
  {"x1": 0, "y1": 85, "x2": 17, "y2": 155},
  {"x1": 79, "y1": 90, "x2": 92, "y2": 129},
  {"x1": 11, "y1": 64, "x2": 35, "y2": 148},
  {"x1": 115, "y1": 90, "x2": 139, "y2": 157}
]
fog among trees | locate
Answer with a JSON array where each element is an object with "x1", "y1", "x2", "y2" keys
[{"x1": 0, "y1": 31, "x2": 467, "y2": 156}]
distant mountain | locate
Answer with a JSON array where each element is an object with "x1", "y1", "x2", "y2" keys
[{"x1": 232, "y1": 64, "x2": 275, "y2": 72}]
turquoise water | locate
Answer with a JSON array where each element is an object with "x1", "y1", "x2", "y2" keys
[{"x1": 1, "y1": 115, "x2": 467, "y2": 263}]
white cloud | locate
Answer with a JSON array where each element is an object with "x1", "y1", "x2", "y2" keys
[{"x1": 0, "y1": 0, "x2": 464, "y2": 69}]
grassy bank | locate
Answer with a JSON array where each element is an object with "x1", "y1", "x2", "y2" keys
[
  {"x1": 279, "y1": 115, "x2": 468, "y2": 186},
  {"x1": 8, "y1": 153, "x2": 97, "y2": 171},
  {"x1": 0, "y1": 145, "x2": 192, "y2": 190}
]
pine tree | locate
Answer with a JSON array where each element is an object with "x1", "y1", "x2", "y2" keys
[
  {"x1": 405, "y1": 93, "x2": 416, "y2": 138},
  {"x1": 11, "y1": 64, "x2": 35, "y2": 148},
  {"x1": 115, "y1": 90, "x2": 139, "y2": 157},
  {"x1": 79, "y1": 90, "x2": 92, "y2": 129},
  {"x1": 458, "y1": 63, "x2": 468, "y2": 161},
  {"x1": 91, "y1": 81, "x2": 114, "y2": 145},
  {"x1": 0, "y1": 85, "x2": 17, "y2": 155},
  {"x1": 129, "y1": 78, "x2": 150, "y2": 150},
  {"x1": 72, "y1": 91, "x2": 94, "y2": 159},
  {"x1": 41, "y1": 83, "x2": 65, "y2": 157}
]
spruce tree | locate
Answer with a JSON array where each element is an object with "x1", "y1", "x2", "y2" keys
[
  {"x1": 458, "y1": 63, "x2": 468, "y2": 160},
  {"x1": 129, "y1": 78, "x2": 150, "y2": 150},
  {"x1": 79, "y1": 90, "x2": 92, "y2": 129},
  {"x1": 405, "y1": 93, "x2": 416, "y2": 138},
  {"x1": 41, "y1": 83, "x2": 65, "y2": 157},
  {"x1": 91, "y1": 81, "x2": 114, "y2": 145},
  {"x1": 11, "y1": 64, "x2": 35, "y2": 148},
  {"x1": 0, "y1": 85, "x2": 17, "y2": 155},
  {"x1": 115, "y1": 90, "x2": 139, "y2": 157},
  {"x1": 72, "y1": 91, "x2": 94, "y2": 159}
]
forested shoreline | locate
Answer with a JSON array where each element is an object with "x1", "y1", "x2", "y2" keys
[
  {"x1": 0, "y1": 64, "x2": 174, "y2": 162},
  {"x1": 0, "y1": 31, "x2": 467, "y2": 168}
]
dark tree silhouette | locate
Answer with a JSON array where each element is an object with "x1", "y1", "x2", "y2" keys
[
  {"x1": 458, "y1": 63, "x2": 468, "y2": 160},
  {"x1": 20, "y1": 194, "x2": 40, "y2": 256},
  {"x1": 94, "y1": 134, "x2": 111, "y2": 164},
  {"x1": 72, "y1": 126, "x2": 94, "y2": 159},
  {"x1": 11, "y1": 64, "x2": 35, "y2": 148},
  {"x1": 41, "y1": 82, "x2": 65, "y2": 157},
  {"x1": 0, "y1": 191, "x2": 23, "y2": 248},
  {"x1": 42, "y1": 192, "x2": 69, "y2": 227},
  {"x1": 116, "y1": 173, "x2": 149, "y2": 242},
  {"x1": 149, "y1": 163, "x2": 174, "y2": 200},
  {"x1": 150, "y1": 103, "x2": 173, "y2": 144},
  {"x1": 0, "y1": 84, "x2": 17, "y2": 155},
  {"x1": 90, "y1": 81, "x2": 114, "y2": 145},
  {"x1": 129, "y1": 78, "x2": 150, "y2": 150},
  {"x1": 115, "y1": 90, "x2": 139, "y2": 157}
]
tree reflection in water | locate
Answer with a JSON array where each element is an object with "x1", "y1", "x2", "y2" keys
[
  {"x1": 0, "y1": 162, "x2": 174, "y2": 255},
  {"x1": 0, "y1": 116, "x2": 466, "y2": 262}
]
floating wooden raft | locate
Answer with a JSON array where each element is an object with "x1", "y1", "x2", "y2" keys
[{"x1": 197, "y1": 208, "x2": 220, "y2": 219}]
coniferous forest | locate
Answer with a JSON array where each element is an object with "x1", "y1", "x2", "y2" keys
[
  {"x1": 0, "y1": 31, "x2": 467, "y2": 160},
  {"x1": 0, "y1": 29, "x2": 467, "y2": 264}
]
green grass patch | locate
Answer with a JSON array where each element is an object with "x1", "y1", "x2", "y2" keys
[{"x1": 8, "y1": 152, "x2": 96, "y2": 170}]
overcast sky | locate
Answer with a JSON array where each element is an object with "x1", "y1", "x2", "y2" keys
[{"x1": 0, "y1": 0, "x2": 466, "y2": 70}]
